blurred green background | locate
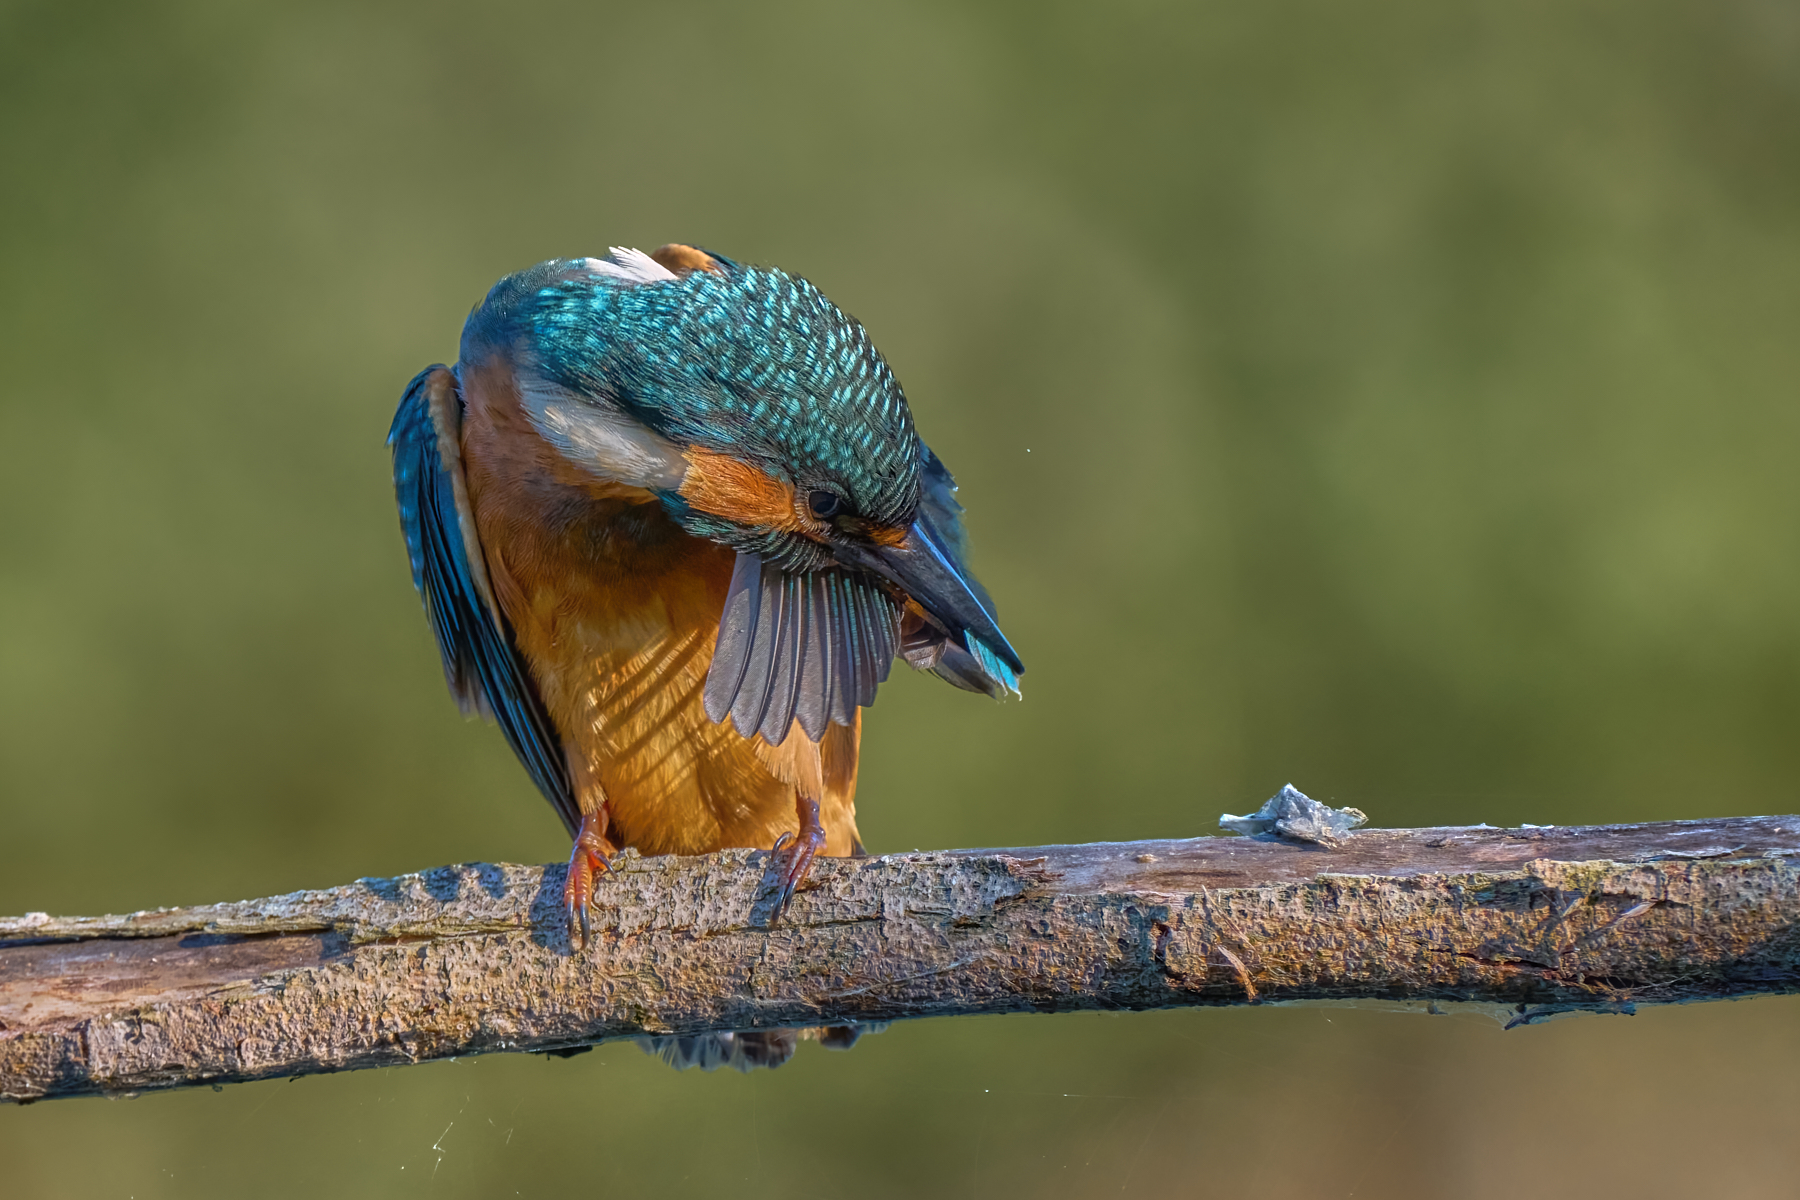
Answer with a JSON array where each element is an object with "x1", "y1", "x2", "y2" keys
[{"x1": 2, "y1": 0, "x2": 1797, "y2": 1195}]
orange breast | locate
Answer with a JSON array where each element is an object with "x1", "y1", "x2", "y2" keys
[{"x1": 455, "y1": 358, "x2": 861, "y2": 857}]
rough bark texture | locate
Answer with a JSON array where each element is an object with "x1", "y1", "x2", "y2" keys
[{"x1": 4, "y1": 816, "x2": 1798, "y2": 1102}]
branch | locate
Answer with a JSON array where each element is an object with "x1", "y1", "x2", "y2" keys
[{"x1": 5, "y1": 815, "x2": 1799, "y2": 1101}]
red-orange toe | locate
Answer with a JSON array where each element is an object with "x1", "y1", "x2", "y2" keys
[
  {"x1": 563, "y1": 809, "x2": 616, "y2": 948},
  {"x1": 769, "y1": 796, "x2": 826, "y2": 924}
]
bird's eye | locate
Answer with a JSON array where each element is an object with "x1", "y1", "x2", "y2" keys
[{"x1": 807, "y1": 489, "x2": 844, "y2": 519}]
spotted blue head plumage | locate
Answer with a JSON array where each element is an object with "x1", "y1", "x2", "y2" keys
[{"x1": 463, "y1": 252, "x2": 920, "y2": 570}]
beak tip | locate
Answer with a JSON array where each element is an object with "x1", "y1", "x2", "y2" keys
[
  {"x1": 837, "y1": 521, "x2": 1022, "y2": 694},
  {"x1": 966, "y1": 634, "x2": 1023, "y2": 696}
]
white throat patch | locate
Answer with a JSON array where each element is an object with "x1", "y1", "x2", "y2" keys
[{"x1": 517, "y1": 374, "x2": 689, "y2": 492}]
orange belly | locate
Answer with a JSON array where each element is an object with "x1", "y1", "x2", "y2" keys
[{"x1": 456, "y1": 359, "x2": 861, "y2": 857}]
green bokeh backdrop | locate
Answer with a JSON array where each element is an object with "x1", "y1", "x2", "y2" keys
[{"x1": 2, "y1": 1, "x2": 1797, "y2": 1196}]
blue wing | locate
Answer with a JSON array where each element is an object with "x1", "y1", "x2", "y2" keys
[{"x1": 389, "y1": 366, "x2": 580, "y2": 835}]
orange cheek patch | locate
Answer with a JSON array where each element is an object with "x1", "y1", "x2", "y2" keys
[
  {"x1": 649, "y1": 244, "x2": 725, "y2": 276},
  {"x1": 679, "y1": 448, "x2": 800, "y2": 530}
]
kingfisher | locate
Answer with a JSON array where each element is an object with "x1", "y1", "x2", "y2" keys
[{"x1": 389, "y1": 244, "x2": 1022, "y2": 944}]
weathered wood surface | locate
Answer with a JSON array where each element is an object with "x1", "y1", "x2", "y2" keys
[{"x1": 4, "y1": 816, "x2": 1798, "y2": 1102}]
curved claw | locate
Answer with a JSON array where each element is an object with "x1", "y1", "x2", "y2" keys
[
  {"x1": 563, "y1": 852, "x2": 588, "y2": 946},
  {"x1": 562, "y1": 808, "x2": 615, "y2": 949},
  {"x1": 768, "y1": 797, "x2": 825, "y2": 925}
]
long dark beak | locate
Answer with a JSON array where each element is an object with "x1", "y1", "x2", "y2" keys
[{"x1": 834, "y1": 519, "x2": 1024, "y2": 677}]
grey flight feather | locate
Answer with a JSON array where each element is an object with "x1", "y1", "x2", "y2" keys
[{"x1": 704, "y1": 552, "x2": 899, "y2": 744}]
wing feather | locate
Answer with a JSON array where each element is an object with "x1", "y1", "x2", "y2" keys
[
  {"x1": 793, "y1": 572, "x2": 831, "y2": 742},
  {"x1": 389, "y1": 366, "x2": 579, "y2": 835},
  {"x1": 706, "y1": 552, "x2": 899, "y2": 745},
  {"x1": 825, "y1": 572, "x2": 858, "y2": 728},
  {"x1": 726, "y1": 558, "x2": 782, "y2": 740},
  {"x1": 760, "y1": 572, "x2": 805, "y2": 744},
  {"x1": 703, "y1": 550, "x2": 761, "y2": 725}
]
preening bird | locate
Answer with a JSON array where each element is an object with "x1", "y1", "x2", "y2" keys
[{"x1": 389, "y1": 245, "x2": 1022, "y2": 943}]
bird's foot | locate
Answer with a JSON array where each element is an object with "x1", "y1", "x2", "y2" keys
[
  {"x1": 563, "y1": 809, "x2": 617, "y2": 949},
  {"x1": 768, "y1": 796, "x2": 826, "y2": 924}
]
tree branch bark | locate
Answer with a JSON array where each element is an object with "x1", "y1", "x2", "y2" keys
[{"x1": 5, "y1": 816, "x2": 1799, "y2": 1102}]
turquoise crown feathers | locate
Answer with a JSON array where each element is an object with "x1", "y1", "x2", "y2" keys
[{"x1": 463, "y1": 253, "x2": 923, "y2": 555}]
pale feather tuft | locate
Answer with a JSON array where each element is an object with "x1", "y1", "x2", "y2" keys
[{"x1": 581, "y1": 247, "x2": 679, "y2": 285}]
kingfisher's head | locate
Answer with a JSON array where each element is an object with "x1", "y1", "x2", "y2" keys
[{"x1": 460, "y1": 245, "x2": 1020, "y2": 682}]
